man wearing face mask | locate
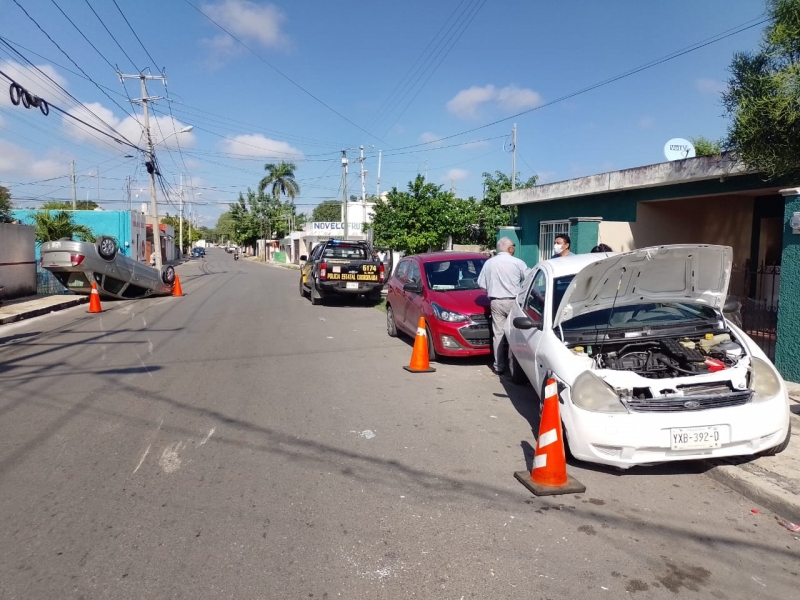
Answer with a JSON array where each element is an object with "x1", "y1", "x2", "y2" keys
[
  {"x1": 478, "y1": 237, "x2": 529, "y2": 375},
  {"x1": 551, "y1": 234, "x2": 571, "y2": 258}
]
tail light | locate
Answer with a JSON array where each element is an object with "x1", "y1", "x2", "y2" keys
[
  {"x1": 319, "y1": 262, "x2": 327, "y2": 280},
  {"x1": 70, "y1": 254, "x2": 85, "y2": 266},
  {"x1": 378, "y1": 262, "x2": 385, "y2": 283}
]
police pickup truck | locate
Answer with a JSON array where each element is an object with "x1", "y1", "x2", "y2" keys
[{"x1": 299, "y1": 239, "x2": 385, "y2": 305}]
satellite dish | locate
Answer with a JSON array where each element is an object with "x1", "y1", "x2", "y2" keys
[{"x1": 664, "y1": 138, "x2": 696, "y2": 161}]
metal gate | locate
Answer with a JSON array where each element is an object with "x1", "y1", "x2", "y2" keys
[
  {"x1": 538, "y1": 220, "x2": 570, "y2": 262},
  {"x1": 730, "y1": 262, "x2": 779, "y2": 361}
]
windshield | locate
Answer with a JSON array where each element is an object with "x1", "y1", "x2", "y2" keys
[
  {"x1": 322, "y1": 243, "x2": 368, "y2": 260},
  {"x1": 424, "y1": 258, "x2": 486, "y2": 291},
  {"x1": 552, "y1": 275, "x2": 574, "y2": 319},
  {"x1": 560, "y1": 301, "x2": 719, "y2": 331}
]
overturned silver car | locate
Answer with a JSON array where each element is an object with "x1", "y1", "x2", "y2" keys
[{"x1": 40, "y1": 237, "x2": 175, "y2": 299}]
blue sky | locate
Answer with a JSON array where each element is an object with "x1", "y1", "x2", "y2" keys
[{"x1": 0, "y1": 0, "x2": 767, "y2": 227}]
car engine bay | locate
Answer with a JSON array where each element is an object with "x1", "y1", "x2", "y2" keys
[{"x1": 571, "y1": 333, "x2": 745, "y2": 379}]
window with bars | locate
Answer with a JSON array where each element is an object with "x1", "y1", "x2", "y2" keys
[{"x1": 538, "y1": 220, "x2": 571, "y2": 262}]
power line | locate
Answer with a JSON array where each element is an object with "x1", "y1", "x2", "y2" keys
[
  {"x1": 110, "y1": 0, "x2": 160, "y2": 68},
  {"x1": 180, "y1": 0, "x2": 388, "y2": 147},
  {"x1": 82, "y1": 0, "x2": 140, "y2": 71},
  {"x1": 48, "y1": 0, "x2": 117, "y2": 72}
]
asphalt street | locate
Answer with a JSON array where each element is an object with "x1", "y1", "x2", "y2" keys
[{"x1": 0, "y1": 249, "x2": 797, "y2": 600}]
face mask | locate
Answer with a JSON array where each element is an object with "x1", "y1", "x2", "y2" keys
[{"x1": 553, "y1": 244, "x2": 563, "y2": 254}]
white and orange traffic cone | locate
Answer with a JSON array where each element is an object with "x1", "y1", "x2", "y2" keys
[
  {"x1": 87, "y1": 281, "x2": 103, "y2": 313},
  {"x1": 514, "y1": 377, "x2": 586, "y2": 496},
  {"x1": 172, "y1": 274, "x2": 184, "y2": 297},
  {"x1": 403, "y1": 317, "x2": 436, "y2": 373}
]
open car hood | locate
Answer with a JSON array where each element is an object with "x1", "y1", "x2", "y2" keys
[{"x1": 553, "y1": 245, "x2": 732, "y2": 328}]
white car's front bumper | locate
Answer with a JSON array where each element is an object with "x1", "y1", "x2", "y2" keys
[{"x1": 562, "y1": 390, "x2": 790, "y2": 469}]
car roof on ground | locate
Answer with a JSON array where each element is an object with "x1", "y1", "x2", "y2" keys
[
  {"x1": 542, "y1": 252, "x2": 619, "y2": 277},
  {"x1": 407, "y1": 251, "x2": 488, "y2": 263}
]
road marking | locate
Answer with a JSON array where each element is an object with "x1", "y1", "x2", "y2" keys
[
  {"x1": 147, "y1": 338, "x2": 154, "y2": 355},
  {"x1": 133, "y1": 444, "x2": 150, "y2": 474},
  {"x1": 198, "y1": 428, "x2": 215, "y2": 446},
  {"x1": 159, "y1": 442, "x2": 185, "y2": 473},
  {"x1": 134, "y1": 351, "x2": 153, "y2": 377},
  {"x1": 141, "y1": 316, "x2": 146, "y2": 327},
  {"x1": 538, "y1": 428, "x2": 558, "y2": 449}
]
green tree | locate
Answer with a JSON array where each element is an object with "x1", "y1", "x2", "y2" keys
[
  {"x1": 372, "y1": 176, "x2": 476, "y2": 254},
  {"x1": 478, "y1": 171, "x2": 538, "y2": 247},
  {"x1": 723, "y1": 0, "x2": 800, "y2": 179},
  {"x1": 28, "y1": 211, "x2": 95, "y2": 243},
  {"x1": 258, "y1": 161, "x2": 301, "y2": 232},
  {"x1": 690, "y1": 136, "x2": 723, "y2": 157},
  {"x1": 0, "y1": 185, "x2": 12, "y2": 223},
  {"x1": 40, "y1": 200, "x2": 99, "y2": 210},
  {"x1": 215, "y1": 211, "x2": 237, "y2": 242},
  {"x1": 311, "y1": 200, "x2": 342, "y2": 222}
]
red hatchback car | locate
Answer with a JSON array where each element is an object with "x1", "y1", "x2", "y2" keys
[{"x1": 386, "y1": 252, "x2": 491, "y2": 359}]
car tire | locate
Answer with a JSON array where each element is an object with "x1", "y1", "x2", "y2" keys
[
  {"x1": 386, "y1": 303, "x2": 398, "y2": 337},
  {"x1": 508, "y1": 348, "x2": 529, "y2": 385},
  {"x1": 426, "y1": 324, "x2": 437, "y2": 362},
  {"x1": 161, "y1": 265, "x2": 175, "y2": 285},
  {"x1": 97, "y1": 236, "x2": 117, "y2": 261},
  {"x1": 311, "y1": 285, "x2": 324, "y2": 305},
  {"x1": 760, "y1": 421, "x2": 791, "y2": 456}
]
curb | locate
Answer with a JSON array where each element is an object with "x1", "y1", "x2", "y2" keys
[
  {"x1": 705, "y1": 459, "x2": 800, "y2": 523},
  {"x1": 0, "y1": 296, "x2": 89, "y2": 325}
]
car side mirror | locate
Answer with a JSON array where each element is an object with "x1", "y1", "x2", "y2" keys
[
  {"x1": 403, "y1": 281, "x2": 421, "y2": 293},
  {"x1": 513, "y1": 316, "x2": 541, "y2": 330},
  {"x1": 299, "y1": 255, "x2": 308, "y2": 262}
]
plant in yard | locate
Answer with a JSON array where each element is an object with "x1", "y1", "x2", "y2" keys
[{"x1": 29, "y1": 210, "x2": 96, "y2": 243}]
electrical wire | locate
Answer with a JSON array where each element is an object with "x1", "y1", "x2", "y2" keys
[
  {"x1": 110, "y1": 0, "x2": 160, "y2": 68},
  {"x1": 180, "y1": 0, "x2": 388, "y2": 146},
  {"x1": 82, "y1": 0, "x2": 140, "y2": 71}
]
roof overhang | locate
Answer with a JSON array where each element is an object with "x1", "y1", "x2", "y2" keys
[{"x1": 501, "y1": 154, "x2": 751, "y2": 206}]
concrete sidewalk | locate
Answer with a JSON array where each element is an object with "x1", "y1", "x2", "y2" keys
[
  {"x1": 0, "y1": 294, "x2": 88, "y2": 325},
  {"x1": 706, "y1": 387, "x2": 800, "y2": 523}
]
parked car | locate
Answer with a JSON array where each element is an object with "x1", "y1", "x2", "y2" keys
[
  {"x1": 40, "y1": 237, "x2": 175, "y2": 299},
  {"x1": 385, "y1": 252, "x2": 491, "y2": 360},
  {"x1": 299, "y1": 239, "x2": 385, "y2": 305},
  {"x1": 504, "y1": 244, "x2": 791, "y2": 469}
]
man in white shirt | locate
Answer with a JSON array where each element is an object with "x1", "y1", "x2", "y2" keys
[{"x1": 477, "y1": 237, "x2": 528, "y2": 375}]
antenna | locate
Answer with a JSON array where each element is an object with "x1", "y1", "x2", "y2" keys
[{"x1": 663, "y1": 138, "x2": 696, "y2": 161}]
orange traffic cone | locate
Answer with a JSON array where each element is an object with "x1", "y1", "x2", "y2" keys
[
  {"x1": 514, "y1": 377, "x2": 586, "y2": 496},
  {"x1": 172, "y1": 274, "x2": 184, "y2": 297},
  {"x1": 87, "y1": 281, "x2": 102, "y2": 313},
  {"x1": 403, "y1": 317, "x2": 436, "y2": 373}
]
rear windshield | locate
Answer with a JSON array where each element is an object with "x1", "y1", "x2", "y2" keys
[
  {"x1": 424, "y1": 258, "x2": 486, "y2": 291},
  {"x1": 322, "y1": 244, "x2": 368, "y2": 260}
]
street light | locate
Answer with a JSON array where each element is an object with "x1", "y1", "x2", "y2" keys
[{"x1": 155, "y1": 125, "x2": 194, "y2": 147}]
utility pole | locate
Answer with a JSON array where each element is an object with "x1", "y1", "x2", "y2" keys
[
  {"x1": 96, "y1": 165, "x2": 100, "y2": 204},
  {"x1": 511, "y1": 123, "x2": 517, "y2": 190},
  {"x1": 70, "y1": 160, "x2": 77, "y2": 210},
  {"x1": 179, "y1": 173, "x2": 184, "y2": 256},
  {"x1": 341, "y1": 150, "x2": 348, "y2": 240},
  {"x1": 376, "y1": 149, "x2": 382, "y2": 198},
  {"x1": 359, "y1": 145, "x2": 367, "y2": 202},
  {"x1": 120, "y1": 71, "x2": 167, "y2": 271}
]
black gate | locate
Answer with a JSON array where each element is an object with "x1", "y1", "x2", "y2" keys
[{"x1": 730, "y1": 262, "x2": 779, "y2": 361}]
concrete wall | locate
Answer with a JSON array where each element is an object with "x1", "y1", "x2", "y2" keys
[
  {"x1": 0, "y1": 223, "x2": 36, "y2": 299},
  {"x1": 597, "y1": 221, "x2": 635, "y2": 252}
]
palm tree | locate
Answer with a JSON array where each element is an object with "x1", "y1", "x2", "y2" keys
[
  {"x1": 29, "y1": 210, "x2": 95, "y2": 243},
  {"x1": 258, "y1": 162, "x2": 301, "y2": 231}
]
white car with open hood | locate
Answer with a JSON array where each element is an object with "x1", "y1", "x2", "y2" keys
[{"x1": 504, "y1": 245, "x2": 791, "y2": 469}]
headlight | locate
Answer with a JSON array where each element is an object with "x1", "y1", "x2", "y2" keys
[
  {"x1": 571, "y1": 371, "x2": 628, "y2": 413},
  {"x1": 749, "y1": 357, "x2": 782, "y2": 400},
  {"x1": 431, "y1": 302, "x2": 469, "y2": 323}
]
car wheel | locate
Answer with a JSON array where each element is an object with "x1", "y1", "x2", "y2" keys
[
  {"x1": 386, "y1": 304, "x2": 398, "y2": 337},
  {"x1": 310, "y1": 285, "x2": 324, "y2": 305},
  {"x1": 426, "y1": 325, "x2": 437, "y2": 362},
  {"x1": 161, "y1": 265, "x2": 175, "y2": 284},
  {"x1": 760, "y1": 421, "x2": 791, "y2": 456},
  {"x1": 97, "y1": 236, "x2": 117, "y2": 261},
  {"x1": 508, "y1": 347, "x2": 529, "y2": 385}
]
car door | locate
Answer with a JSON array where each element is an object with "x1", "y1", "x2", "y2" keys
[
  {"x1": 403, "y1": 260, "x2": 426, "y2": 331},
  {"x1": 388, "y1": 259, "x2": 410, "y2": 329},
  {"x1": 514, "y1": 269, "x2": 549, "y2": 391},
  {"x1": 302, "y1": 245, "x2": 320, "y2": 290}
]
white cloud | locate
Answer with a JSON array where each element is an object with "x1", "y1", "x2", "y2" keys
[
  {"x1": 0, "y1": 138, "x2": 69, "y2": 180},
  {"x1": 462, "y1": 139, "x2": 489, "y2": 149},
  {"x1": 418, "y1": 131, "x2": 442, "y2": 145},
  {"x1": 638, "y1": 116, "x2": 654, "y2": 129},
  {"x1": 202, "y1": 0, "x2": 288, "y2": 52},
  {"x1": 62, "y1": 102, "x2": 196, "y2": 151},
  {"x1": 445, "y1": 168, "x2": 469, "y2": 182},
  {"x1": 220, "y1": 133, "x2": 303, "y2": 159},
  {"x1": 446, "y1": 84, "x2": 542, "y2": 119},
  {"x1": 0, "y1": 60, "x2": 67, "y2": 109},
  {"x1": 695, "y1": 78, "x2": 726, "y2": 95}
]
